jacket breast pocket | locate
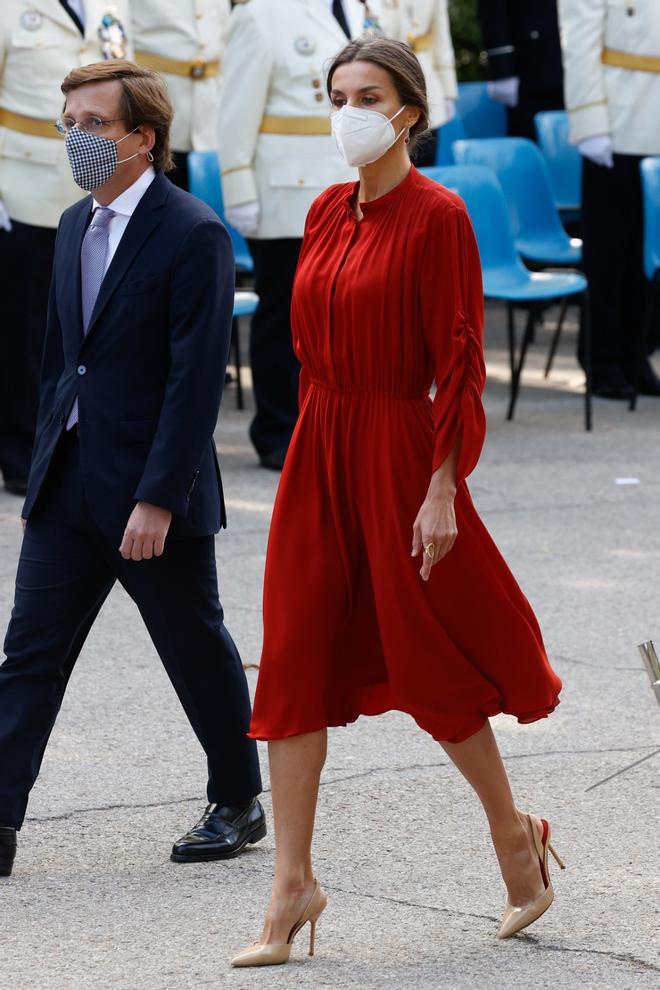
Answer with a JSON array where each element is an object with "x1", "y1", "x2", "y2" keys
[
  {"x1": 119, "y1": 418, "x2": 159, "y2": 444},
  {"x1": 116, "y1": 276, "x2": 160, "y2": 296}
]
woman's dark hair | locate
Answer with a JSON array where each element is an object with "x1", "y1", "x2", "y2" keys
[{"x1": 326, "y1": 38, "x2": 430, "y2": 154}]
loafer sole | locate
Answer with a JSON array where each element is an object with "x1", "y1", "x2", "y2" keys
[{"x1": 170, "y1": 820, "x2": 267, "y2": 863}]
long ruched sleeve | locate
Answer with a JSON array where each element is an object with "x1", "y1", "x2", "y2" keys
[{"x1": 420, "y1": 201, "x2": 486, "y2": 484}]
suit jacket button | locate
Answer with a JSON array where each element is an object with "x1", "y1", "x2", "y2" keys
[{"x1": 77, "y1": 365, "x2": 86, "y2": 376}]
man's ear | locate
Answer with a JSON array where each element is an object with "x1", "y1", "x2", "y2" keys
[{"x1": 138, "y1": 125, "x2": 156, "y2": 155}]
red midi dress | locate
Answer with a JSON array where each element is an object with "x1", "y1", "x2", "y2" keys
[{"x1": 249, "y1": 166, "x2": 562, "y2": 744}]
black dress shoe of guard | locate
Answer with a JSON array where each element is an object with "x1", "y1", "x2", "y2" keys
[
  {"x1": 171, "y1": 798, "x2": 266, "y2": 862},
  {"x1": 636, "y1": 360, "x2": 660, "y2": 396},
  {"x1": 259, "y1": 448, "x2": 287, "y2": 472},
  {"x1": 0, "y1": 827, "x2": 17, "y2": 877},
  {"x1": 591, "y1": 366, "x2": 634, "y2": 401},
  {"x1": 3, "y1": 478, "x2": 28, "y2": 496}
]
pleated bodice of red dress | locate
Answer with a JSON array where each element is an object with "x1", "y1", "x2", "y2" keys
[{"x1": 248, "y1": 165, "x2": 561, "y2": 744}]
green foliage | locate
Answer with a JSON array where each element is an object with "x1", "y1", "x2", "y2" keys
[{"x1": 449, "y1": 0, "x2": 486, "y2": 81}]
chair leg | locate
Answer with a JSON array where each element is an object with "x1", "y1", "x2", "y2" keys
[
  {"x1": 544, "y1": 296, "x2": 569, "y2": 379},
  {"x1": 507, "y1": 307, "x2": 535, "y2": 421},
  {"x1": 231, "y1": 316, "x2": 245, "y2": 410},
  {"x1": 507, "y1": 302, "x2": 515, "y2": 381},
  {"x1": 580, "y1": 291, "x2": 593, "y2": 431}
]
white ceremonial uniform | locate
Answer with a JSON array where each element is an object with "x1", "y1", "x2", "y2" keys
[
  {"x1": 373, "y1": 0, "x2": 457, "y2": 128},
  {"x1": 131, "y1": 0, "x2": 230, "y2": 154},
  {"x1": 0, "y1": 1, "x2": 132, "y2": 228},
  {"x1": 218, "y1": 0, "x2": 365, "y2": 240},
  {"x1": 559, "y1": 0, "x2": 660, "y2": 155}
]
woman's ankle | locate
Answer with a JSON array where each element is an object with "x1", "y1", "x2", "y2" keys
[{"x1": 272, "y1": 867, "x2": 315, "y2": 898}]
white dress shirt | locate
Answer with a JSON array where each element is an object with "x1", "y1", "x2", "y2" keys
[{"x1": 92, "y1": 166, "x2": 156, "y2": 275}]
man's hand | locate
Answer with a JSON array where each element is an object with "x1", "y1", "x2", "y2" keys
[
  {"x1": 0, "y1": 200, "x2": 12, "y2": 232},
  {"x1": 119, "y1": 501, "x2": 172, "y2": 561},
  {"x1": 578, "y1": 134, "x2": 614, "y2": 169},
  {"x1": 487, "y1": 77, "x2": 520, "y2": 108},
  {"x1": 225, "y1": 200, "x2": 260, "y2": 237}
]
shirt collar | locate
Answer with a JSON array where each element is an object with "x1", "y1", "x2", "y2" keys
[{"x1": 93, "y1": 166, "x2": 157, "y2": 218}]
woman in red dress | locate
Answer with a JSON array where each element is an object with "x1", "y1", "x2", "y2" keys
[{"x1": 232, "y1": 39, "x2": 564, "y2": 968}]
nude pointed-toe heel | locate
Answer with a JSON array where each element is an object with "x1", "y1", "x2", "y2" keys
[
  {"x1": 497, "y1": 814, "x2": 566, "y2": 940},
  {"x1": 231, "y1": 880, "x2": 327, "y2": 968}
]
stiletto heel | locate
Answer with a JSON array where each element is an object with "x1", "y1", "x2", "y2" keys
[
  {"x1": 548, "y1": 842, "x2": 566, "y2": 870},
  {"x1": 231, "y1": 880, "x2": 327, "y2": 968},
  {"x1": 497, "y1": 814, "x2": 566, "y2": 940}
]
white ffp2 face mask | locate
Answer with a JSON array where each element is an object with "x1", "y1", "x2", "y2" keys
[{"x1": 331, "y1": 105, "x2": 408, "y2": 167}]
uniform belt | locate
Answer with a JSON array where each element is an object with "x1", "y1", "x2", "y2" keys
[
  {"x1": 0, "y1": 107, "x2": 61, "y2": 139},
  {"x1": 259, "y1": 115, "x2": 331, "y2": 135},
  {"x1": 407, "y1": 29, "x2": 433, "y2": 53},
  {"x1": 601, "y1": 47, "x2": 660, "y2": 73},
  {"x1": 134, "y1": 50, "x2": 220, "y2": 79}
]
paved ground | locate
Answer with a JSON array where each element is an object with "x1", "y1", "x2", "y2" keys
[{"x1": 0, "y1": 303, "x2": 658, "y2": 990}]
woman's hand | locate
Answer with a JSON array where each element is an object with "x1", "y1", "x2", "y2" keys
[
  {"x1": 411, "y1": 487, "x2": 458, "y2": 581},
  {"x1": 411, "y1": 440, "x2": 460, "y2": 581}
]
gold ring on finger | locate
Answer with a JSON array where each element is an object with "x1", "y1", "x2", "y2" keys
[{"x1": 424, "y1": 542, "x2": 435, "y2": 561}]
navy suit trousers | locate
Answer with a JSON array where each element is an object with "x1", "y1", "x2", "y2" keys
[{"x1": 0, "y1": 431, "x2": 261, "y2": 828}]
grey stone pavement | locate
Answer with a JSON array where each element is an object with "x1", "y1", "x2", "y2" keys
[{"x1": 0, "y1": 303, "x2": 658, "y2": 990}]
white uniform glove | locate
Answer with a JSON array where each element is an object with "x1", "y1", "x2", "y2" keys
[
  {"x1": 443, "y1": 98, "x2": 457, "y2": 122},
  {"x1": 577, "y1": 135, "x2": 614, "y2": 169},
  {"x1": 225, "y1": 201, "x2": 260, "y2": 238},
  {"x1": 487, "y1": 77, "x2": 520, "y2": 108},
  {"x1": 0, "y1": 200, "x2": 12, "y2": 232}
]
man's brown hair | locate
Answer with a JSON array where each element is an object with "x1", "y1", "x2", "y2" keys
[
  {"x1": 326, "y1": 38, "x2": 430, "y2": 154},
  {"x1": 61, "y1": 60, "x2": 174, "y2": 173}
]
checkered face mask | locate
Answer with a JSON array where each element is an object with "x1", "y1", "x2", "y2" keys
[{"x1": 65, "y1": 125, "x2": 140, "y2": 191}]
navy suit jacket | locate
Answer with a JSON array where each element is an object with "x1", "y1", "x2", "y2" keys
[{"x1": 23, "y1": 171, "x2": 235, "y2": 541}]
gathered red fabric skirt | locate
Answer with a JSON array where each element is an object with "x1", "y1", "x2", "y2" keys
[{"x1": 248, "y1": 167, "x2": 562, "y2": 744}]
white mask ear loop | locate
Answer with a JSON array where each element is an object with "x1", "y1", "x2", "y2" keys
[{"x1": 116, "y1": 126, "x2": 145, "y2": 166}]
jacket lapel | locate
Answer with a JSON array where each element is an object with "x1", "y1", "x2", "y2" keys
[{"x1": 81, "y1": 173, "x2": 170, "y2": 345}]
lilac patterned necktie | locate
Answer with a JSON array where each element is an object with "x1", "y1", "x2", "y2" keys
[{"x1": 67, "y1": 206, "x2": 115, "y2": 429}]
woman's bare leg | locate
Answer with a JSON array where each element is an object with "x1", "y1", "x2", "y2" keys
[
  {"x1": 440, "y1": 721, "x2": 546, "y2": 906},
  {"x1": 257, "y1": 729, "x2": 327, "y2": 944}
]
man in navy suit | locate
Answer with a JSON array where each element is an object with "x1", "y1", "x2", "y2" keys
[{"x1": 0, "y1": 60, "x2": 264, "y2": 878}]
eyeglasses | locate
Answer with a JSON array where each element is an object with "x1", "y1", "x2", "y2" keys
[{"x1": 54, "y1": 116, "x2": 128, "y2": 135}]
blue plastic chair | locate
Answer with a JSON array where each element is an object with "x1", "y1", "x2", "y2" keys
[
  {"x1": 230, "y1": 291, "x2": 259, "y2": 410},
  {"x1": 452, "y1": 138, "x2": 582, "y2": 266},
  {"x1": 452, "y1": 138, "x2": 583, "y2": 378},
  {"x1": 456, "y1": 82, "x2": 507, "y2": 139},
  {"x1": 640, "y1": 157, "x2": 660, "y2": 281},
  {"x1": 631, "y1": 156, "x2": 660, "y2": 409},
  {"x1": 188, "y1": 151, "x2": 257, "y2": 409},
  {"x1": 435, "y1": 113, "x2": 466, "y2": 165},
  {"x1": 534, "y1": 111, "x2": 582, "y2": 216},
  {"x1": 420, "y1": 165, "x2": 591, "y2": 429},
  {"x1": 187, "y1": 150, "x2": 254, "y2": 274}
]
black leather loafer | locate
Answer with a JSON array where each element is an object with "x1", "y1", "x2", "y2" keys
[
  {"x1": 171, "y1": 798, "x2": 266, "y2": 862},
  {"x1": 0, "y1": 827, "x2": 17, "y2": 877}
]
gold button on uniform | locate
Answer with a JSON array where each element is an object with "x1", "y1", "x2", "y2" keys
[
  {"x1": 297, "y1": 178, "x2": 305, "y2": 186},
  {"x1": 312, "y1": 78, "x2": 321, "y2": 88},
  {"x1": 314, "y1": 92, "x2": 324, "y2": 102}
]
